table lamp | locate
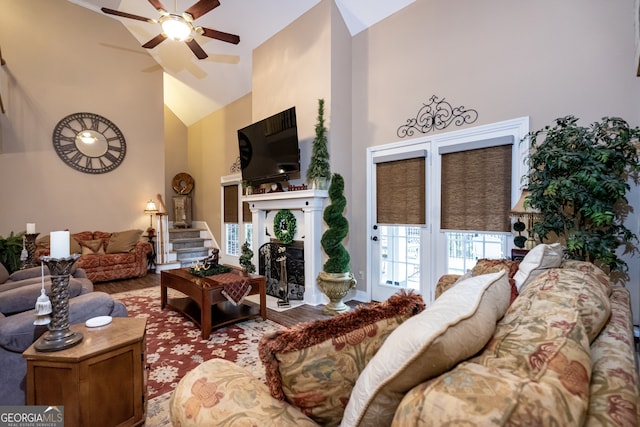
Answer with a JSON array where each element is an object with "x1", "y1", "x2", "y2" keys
[{"x1": 510, "y1": 190, "x2": 540, "y2": 250}]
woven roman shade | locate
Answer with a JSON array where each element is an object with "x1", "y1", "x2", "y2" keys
[
  {"x1": 376, "y1": 157, "x2": 426, "y2": 225},
  {"x1": 440, "y1": 145, "x2": 512, "y2": 232},
  {"x1": 223, "y1": 185, "x2": 238, "y2": 223},
  {"x1": 243, "y1": 202, "x2": 252, "y2": 223}
]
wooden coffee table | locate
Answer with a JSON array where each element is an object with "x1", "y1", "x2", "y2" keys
[{"x1": 161, "y1": 268, "x2": 266, "y2": 339}]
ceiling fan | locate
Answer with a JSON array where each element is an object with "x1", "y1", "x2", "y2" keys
[
  {"x1": 101, "y1": 0, "x2": 240, "y2": 60},
  {"x1": 0, "y1": 46, "x2": 6, "y2": 114}
]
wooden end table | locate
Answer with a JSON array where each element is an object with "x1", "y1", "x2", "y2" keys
[
  {"x1": 23, "y1": 317, "x2": 147, "y2": 427},
  {"x1": 161, "y1": 268, "x2": 266, "y2": 339}
]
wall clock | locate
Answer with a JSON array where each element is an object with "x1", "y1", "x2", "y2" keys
[{"x1": 52, "y1": 112, "x2": 126, "y2": 174}]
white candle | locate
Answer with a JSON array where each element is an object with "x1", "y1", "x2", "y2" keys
[
  {"x1": 50, "y1": 230, "x2": 70, "y2": 258},
  {"x1": 26, "y1": 223, "x2": 36, "y2": 234}
]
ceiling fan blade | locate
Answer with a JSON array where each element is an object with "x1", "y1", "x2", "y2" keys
[
  {"x1": 142, "y1": 34, "x2": 168, "y2": 49},
  {"x1": 147, "y1": 0, "x2": 168, "y2": 13},
  {"x1": 101, "y1": 7, "x2": 156, "y2": 24},
  {"x1": 0, "y1": 46, "x2": 5, "y2": 66},
  {"x1": 184, "y1": 0, "x2": 220, "y2": 20},
  {"x1": 0, "y1": 94, "x2": 5, "y2": 114},
  {"x1": 201, "y1": 27, "x2": 240, "y2": 44},
  {"x1": 185, "y1": 39, "x2": 208, "y2": 60}
]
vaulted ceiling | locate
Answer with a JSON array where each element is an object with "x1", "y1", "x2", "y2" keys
[{"x1": 70, "y1": 0, "x2": 414, "y2": 125}]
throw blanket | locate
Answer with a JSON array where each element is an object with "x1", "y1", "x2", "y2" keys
[{"x1": 215, "y1": 273, "x2": 252, "y2": 305}]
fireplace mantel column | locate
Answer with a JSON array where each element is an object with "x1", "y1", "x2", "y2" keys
[{"x1": 245, "y1": 190, "x2": 328, "y2": 306}]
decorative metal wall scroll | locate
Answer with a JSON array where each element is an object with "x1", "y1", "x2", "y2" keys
[
  {"x1": 397, "y1": 95, "x2": 478, "y2": 138},
  {"x1": 230, "y1": 156, "x2": 241, "y2": 173}
]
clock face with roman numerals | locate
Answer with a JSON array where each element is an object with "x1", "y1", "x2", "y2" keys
[{"x1": 52, "y1": 112, "x2": 126, "y2": 174}]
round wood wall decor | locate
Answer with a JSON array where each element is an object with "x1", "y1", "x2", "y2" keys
[{"x1": 172, "y1": 173, "x2": 194, "y2": 195}]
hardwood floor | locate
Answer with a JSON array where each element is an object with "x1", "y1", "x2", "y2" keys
[{"x1": 95, "y1": 271, "x2": 363, "y2": 327}]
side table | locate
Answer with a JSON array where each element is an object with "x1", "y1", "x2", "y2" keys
[{"x1": 23, "y1": 317, "x2": 147, "y2": 427}]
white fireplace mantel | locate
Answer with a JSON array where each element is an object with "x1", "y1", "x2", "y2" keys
[{"x1": 244, "y1": 189, "x2": 328, "y2": 305}]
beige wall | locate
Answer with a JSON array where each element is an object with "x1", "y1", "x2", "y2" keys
[
  {"x1": 163, "y1": 105, "x2": 188, "y2": 218},
  {"x1": 185, "y1": 94, "x2": 252, "y2": 245},
  {"x1": 350, "y1": 0, "x2": 640, "y2": 316},
  {"x1": 0, "y1": 0, "x2": 164, "y2": 236}
]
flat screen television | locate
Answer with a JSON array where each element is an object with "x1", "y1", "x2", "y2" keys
[{"x1": 237, "y1": 107, "x2": 300, "y2": 185}]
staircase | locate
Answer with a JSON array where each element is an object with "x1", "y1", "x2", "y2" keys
[{"x1": 157, "y1": 223, "x2": 217, "y2": 270}]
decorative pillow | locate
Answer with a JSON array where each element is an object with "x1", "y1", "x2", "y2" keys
[
  {"x1": 258, "y1": 290, "x2": 425, "y2": 426},
  {"x1": 79, "y1": 239, "x2": 104, "y2": 255},
  {"x1": 514, "y1": 243, "x2": 563, "y2": 291},
  {"x1": 35, "y1": 235, "x2": 50, "y2": 249},
  {"x1": 71, "y1": 231, "x2": 93, "y2": 254},
  {"x1": 106, "y1": 229, "x2": 143, "y2": 254},
  {"x1": 472, "y1": 258, "x2": 520, "y2": 304},
  {"x1": 342, "y1": 270, "x2": 511, "y2": 427}
]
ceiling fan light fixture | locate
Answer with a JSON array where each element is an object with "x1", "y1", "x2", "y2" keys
[{"x1": 160, "y1": 15, "x2": 192, "y2": 41}]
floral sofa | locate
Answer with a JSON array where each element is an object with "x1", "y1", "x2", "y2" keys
[
  {"x1": 169, "y1": 244, "x2": 639, "y2": 426},
  {"x1": 36, "y1": 230, "x2": 151, "y2": 283}
]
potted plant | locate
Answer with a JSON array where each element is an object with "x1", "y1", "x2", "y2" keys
[
  {"x1": 317, "y1": 173, "x2": 356, "y2": 314},
  {"x1": 239, "y1": 241, "x2": 255, "y2": 275},
  {"x1": 525, "y1": 115, "x2": 640, "y2": 274},
  {"x1": 306, "y1": 99, "x2": 331, "y2": 190},
  {"x1": 0, "y1": 231, "x2": 26, "y2": 274}
]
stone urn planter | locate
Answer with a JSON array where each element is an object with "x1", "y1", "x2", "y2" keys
[{"x1": 317, "y1": 271, "x2": 356, "y2": 315}]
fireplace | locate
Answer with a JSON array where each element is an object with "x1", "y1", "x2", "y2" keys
[
  {"x1": 244, "y1": 189, "x2": 328, "y2": 305},
  {"x1": 258, "y1": 241, "x2": 304, "y2": 300}
]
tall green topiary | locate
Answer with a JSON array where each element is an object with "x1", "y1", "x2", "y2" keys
[
  {"x1": 239, "y1": 241, "x2": 255, "y2": 274},
  {"x1": 321, "y1": 173, "x2": 350, "y2": 273},
  {"x1": 306, "y1": 99, "x2": 331, "y2": 186},
  {"x1": 526, "y1": 115, "x2": 640, "y2": 273}
]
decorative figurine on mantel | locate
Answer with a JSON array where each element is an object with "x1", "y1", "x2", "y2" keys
[{"x1": 172, "y1": 172, "x2": 194, "y2": 228}]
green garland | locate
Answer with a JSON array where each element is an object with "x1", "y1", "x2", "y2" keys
[
  {"x1": 274, "y1": 209, "x2": 297, "y2": 244},
  {"x1": 189, "y1": 264, "x2": 232, "y2": 277}
]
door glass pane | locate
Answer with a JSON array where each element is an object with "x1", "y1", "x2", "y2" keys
[
  {"x1": 226, "y1": 223, "x2": 239, "y2": 256},
  {"x1": 380, "y1": 225, "x2": 421, "y2": 291},
  {"x1": 445, "y1": 232, "x2": 508, "y2": 275}
]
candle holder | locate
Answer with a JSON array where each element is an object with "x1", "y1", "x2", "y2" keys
[
  {"x1": 22, "y1": 233, "x2": 40, "y2": 269},
  {"x1": 34, "y1": 254, "x2": 83, "y2": 352}
]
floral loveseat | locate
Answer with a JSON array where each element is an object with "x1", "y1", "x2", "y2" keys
[
  {"x1": 169, "y1": 244, "x2": 639, "y2": 426},
  {"x1": 36, "y1": 230, "x2": 151, "y2": 283}
]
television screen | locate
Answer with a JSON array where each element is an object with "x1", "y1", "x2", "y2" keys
[{"x1": 237, "y1": 107, "x2": 300, "y2": 184}]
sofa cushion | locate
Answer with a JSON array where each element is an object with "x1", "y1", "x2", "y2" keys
[
  {"x1": 79, "y1": 239, "x2": 105, "y2": 255},
  {"x1": 99, "y1": 253, "x2": 137, "y2": 266},
  {"x1": 93, "y1": 231, "x2": 112, "y2": 251},
  {"x1": 72, "y1": 231, "x2": 93, "y2": 254},
  {"x1": 342, "y1": 270, "x2": 511, "y2": 427},
  {"x1": 106, "y1": 229, "x2": 142, "y2": 254},
  {"x1": 170, "y1": 359, "x2": 317, "y2": 427},
  {"x1": 393, "y1": 264, "x2": 597, "y2": 426},
  {"x1": 258, "y1": 290, "x2": 425, "y2": 426},
  {"x1": 514, "y1": 242, "x2": 563, "y2": 291}
]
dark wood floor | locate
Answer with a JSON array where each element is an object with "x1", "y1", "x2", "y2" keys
[{"x1": 95, "y1": 271, "x2": 362, "y2": 328}]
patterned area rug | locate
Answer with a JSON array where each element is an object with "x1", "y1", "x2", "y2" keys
[{"x1": 111, "y1": 286, "x2": 283, "y2": 426}]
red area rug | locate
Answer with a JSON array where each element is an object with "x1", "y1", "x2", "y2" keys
[{"x1": 112, "y1": 286, "x2": 282, "y2": 400}]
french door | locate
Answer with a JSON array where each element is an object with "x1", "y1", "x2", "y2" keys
[{"x1": 368, "y1": 142, "x2": 431, "y2": 302}]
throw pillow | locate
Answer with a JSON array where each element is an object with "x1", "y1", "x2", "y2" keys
[
  {"x1": 341, "y1": 270, "x2": 511, "y2": 427},
  {"x1": 106, "y1": 229, "x2": 143, "y2": 254},
  {"x1": 79, "y1": 239, "x2": 104, "y2": 255},
  {"x1": 258, "y1": 290, "x2": 425, "y2": 426},
  {"x1": 72, "y1": 231, "x2": 93, "y2": 254},
  {"x1": 514, "y1": 243, "x2": 564, "y2": 291}
]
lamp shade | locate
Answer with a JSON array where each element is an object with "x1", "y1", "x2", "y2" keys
[
  {"x1": 144, "y1": 200, "x2": 158, "y2": 215},
  {"x1": 510, "y1": 190, "x2": 540, "y2": 217}
]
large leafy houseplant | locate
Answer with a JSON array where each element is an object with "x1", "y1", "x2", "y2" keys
[
  {"x1": 525, "y1": 115, "x2": 640, "y2": 273},
  {"x1": 0, "y1": 231, "x2": 26, "y2": 274}
]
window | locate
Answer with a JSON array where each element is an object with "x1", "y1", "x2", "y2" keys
[
  {"x1": 222, "y1": 179, "x2": 253, "y2": 261},
  {"x1": 445, "y1": 232, "x2": 508, "y2": 275}
]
